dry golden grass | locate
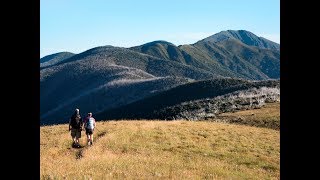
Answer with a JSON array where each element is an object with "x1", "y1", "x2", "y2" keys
[
  {"x1": 212, "y1": 102, "x2": 280, "y2": 130},
  {"x1": 41, "y1": 114, "x2": 279, "y2": 179}
]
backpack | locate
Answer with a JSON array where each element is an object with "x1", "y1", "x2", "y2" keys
[
  {"x1": 71, "y1": 114, "x2": 82, "y2": 129},
  {"x1": 86, "y1": 117, "x2": 95, "y2": 129}
]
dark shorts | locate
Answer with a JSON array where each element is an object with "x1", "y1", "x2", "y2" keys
[
  {"x1": 86, "y1": 128, "x2": 94, "y2": 135},
  {"x1": 71, "y1": 129, "x2": 81, "y2": 138}
]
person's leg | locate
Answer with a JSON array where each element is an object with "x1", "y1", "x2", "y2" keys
[
  {"x1": 75, "y1": 132, "x2": 78, "y2": 145},
  {"x1": 71, "y1": 129, "x2": 76, "y2": 145},
  {"x1": 87, "y1": 129, "x2": 91, "y2": 145},
  {"x1": 85, "y1": 129, "x2": 89, "y2": 145},
  {"x1": 87, "y1": 134, "x2": 90, "y2": 145},
  {"x1": 76, "y1": 130, "x2": 81, "y2": 146},
  {"x1": 87, "y1": 134, "x2": 91, "y2": 145}
]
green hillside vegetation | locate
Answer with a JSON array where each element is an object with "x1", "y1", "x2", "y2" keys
[
  {"x1": 130, "y1": 41, "x2": 239, "y2": 79},
  {"x1": 199, "y1": 30, "x2": 280, "y2": 50},
  {"x1": 130, "y1": 30, "x2": 280, "y2": 80},
  {"x1": 216, "y1": 39, "x2": 280, "y2": 79}
]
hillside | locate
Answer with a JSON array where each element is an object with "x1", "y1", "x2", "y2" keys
[
  {"x1": 41, "y1": 67, "x2": 191, "y2": 124},
  {"x1": 130, "y1": 30, "x2": 280, "y2": 80},
  {"x1": 48, "y1": 46, "x2": 216, "y2": 79},
  {"x1": 95, "y1": 78, "x2": 279, "y2": 120},
  {"x1": 40, "y1": 52, "x2": 75, "y2": 68},
  {"x1": 213, "y1": 39, "x2": 280, "y2": 79},
  {"x1": 198, "y1": 30, "x2": 280, "y2": 50},
  {"x1": 40, "y1": 46, "x2": 216, "y2": 124},
  {"x1": 40, "y1": 30, "x2": 280, "y2": 125},
  {"x1": 41, "y1": 110, "x2": 280, "y2": 179},
  {"x1": 130, "y1": 41, "x2": 239, "y2": 79}
]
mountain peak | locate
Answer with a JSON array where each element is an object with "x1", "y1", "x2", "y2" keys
[
  {"x1": 142, "y1": 40, "x2": 175, "y2": 46},
  {"x1": 199, "y1": 30, "x2": 279, "y2": 50}
]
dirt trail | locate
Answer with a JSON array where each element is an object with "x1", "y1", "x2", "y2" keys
[{"x1": 74, "y1": 131, "x2": 107, "y2": 160}]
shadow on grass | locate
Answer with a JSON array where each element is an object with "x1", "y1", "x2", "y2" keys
[
  {"x1": 72, "y1": 143, "x2": 85, "y2": 149},
  {"x1": 97, "y1": 131, "x2": 107, "y2": 138}
]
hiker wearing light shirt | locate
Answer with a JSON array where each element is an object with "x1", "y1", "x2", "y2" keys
[{"x1": 83, "y1": 112, "x2": 96, "y2": 145}]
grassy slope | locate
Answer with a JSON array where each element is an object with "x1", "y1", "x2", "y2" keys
[
  {"x1": 213, "y1": 102, "x2": 280, "y2": 130},
  {"x1": 41, "y1": 103, "x2": 279, "y2": 179}
]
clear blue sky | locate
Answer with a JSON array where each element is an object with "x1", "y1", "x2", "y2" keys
[{"x1": 40, "y1": 0, "x2": 280, "y2": 58}]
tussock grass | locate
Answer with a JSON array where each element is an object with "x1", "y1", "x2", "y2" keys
[
  {"x1": 213, "y1": 102, "x2": 280, "y2": 130},
  {"x1": 41, "y1": 118, "x2": 279, "y2": 179}
]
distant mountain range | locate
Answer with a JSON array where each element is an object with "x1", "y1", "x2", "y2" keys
[{"x1": 40, "y1": 30, "x2": 280, "y2": 124}]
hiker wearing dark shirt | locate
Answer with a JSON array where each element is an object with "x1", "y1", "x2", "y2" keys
[{"x1": 68, "y1": 108, "x2": 83, "y2": 147}]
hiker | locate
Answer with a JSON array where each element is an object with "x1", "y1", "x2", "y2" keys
[
  {"x1": 83, "y1": 112, "x2": 96, "y2": 145},
  {"x1": 68, "y1": 108, "x2": 83, "y2": 147}
]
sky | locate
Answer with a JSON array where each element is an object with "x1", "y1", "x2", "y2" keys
[{"x1": 40, "y1": 0, "x2": 280, "y2": 58}]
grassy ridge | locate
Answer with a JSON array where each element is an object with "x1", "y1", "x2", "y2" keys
[{"x1": 41, "y1": 104, "x2": 279, "y2": 179}]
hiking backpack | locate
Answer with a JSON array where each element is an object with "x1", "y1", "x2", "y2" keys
[
  {"x1": 86, "y1": 117, "x2": 95, "y2": 129},
  {"x1": 71, "y1": 115, "x2": 82, "y2": 129}
]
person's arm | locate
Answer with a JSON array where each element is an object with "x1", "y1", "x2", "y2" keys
[
  {"x1": 83, "y1": 118, "x2": 86, "y2": 129},
  {"x1": 68, "y1": 119, "x2": 71, "y2": 131},
  {"x1": 94, "y1": 118, "x2": 96, "y2": 129},
  {"x1": 80, "y1": 117, "x2": 83, "y2": 130}
]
